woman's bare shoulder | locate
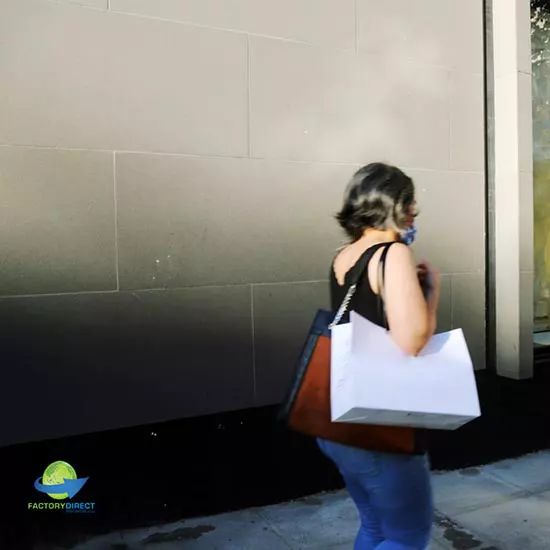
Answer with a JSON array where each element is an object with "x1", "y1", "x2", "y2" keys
[
  {"x1": 387, "y1": 241, "x2": 412, "y2": 259},
  {"x1": 384, "y1": 242, "x2": 416, "y2": 278}
]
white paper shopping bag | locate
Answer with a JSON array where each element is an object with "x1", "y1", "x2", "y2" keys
[{"x1": 330, "y1": 311, "x2": 481, "y2": 430}]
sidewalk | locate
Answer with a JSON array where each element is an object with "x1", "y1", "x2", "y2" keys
[{"x1": 66, "y1": 450, "x2": 550, "y2": 550}]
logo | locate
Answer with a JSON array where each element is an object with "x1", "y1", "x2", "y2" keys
[{"x1": 28, "y1": 461, "x2": 95, "y2": 513}]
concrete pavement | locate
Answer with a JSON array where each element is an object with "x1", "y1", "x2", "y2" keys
[{"x1": 65, "y1": 450, "x2": 550, "y2": 550}]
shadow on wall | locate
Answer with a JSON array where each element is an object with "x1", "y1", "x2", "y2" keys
[{"x1": 0, "y1": 288, "x2": 255, "y2": 447}]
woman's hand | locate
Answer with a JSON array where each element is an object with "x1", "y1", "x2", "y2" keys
[{"x1": 417, "y1": 260, "x2": 441, "y2": 300}]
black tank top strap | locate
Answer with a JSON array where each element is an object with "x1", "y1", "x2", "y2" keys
[{"x1": 345, "y1": 241, "x2": 393, "y2": 287}]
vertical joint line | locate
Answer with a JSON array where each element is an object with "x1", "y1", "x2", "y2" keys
[
  {"x1": 251, "y1": 285, "x2": 257, "y2": 400},
  {"x1": 354, "y1": 0, "x2": 359, "y2": 53},
  {"x1": 113, "y1": 152, "x2": 120, "y2": 291},
  {"x1": 449, "y1": 275, "x2": 454, "y2": 329},
  {"x1": 449, "y1": 275, "x2": 454, "y2": 328},
  {"x1": 448, "y1": 71, "x2": 453, "y2": 169},
  {"x1": 246, "y1": 35, "x2": 252, "y2": 158}
]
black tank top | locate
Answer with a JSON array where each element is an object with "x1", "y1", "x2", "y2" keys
[{"x1": 329, "y1": 242, "x2": 392, "y2": 326}]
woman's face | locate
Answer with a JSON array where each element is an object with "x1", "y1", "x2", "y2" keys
[
  {"x1": 406, "y1": 199, "x2": 418, "y2": 228},
  {"x1": 400, "y1": 202, "x2": 418, "y2": 245}
]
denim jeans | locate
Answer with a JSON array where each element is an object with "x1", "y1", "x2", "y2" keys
[{"x1": 317, "y1": 438, "x2": 433, "y2": 550}]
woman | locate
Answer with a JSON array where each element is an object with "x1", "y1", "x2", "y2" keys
[{"x1": 318, "y1": 162, "x2": 441, "y2": 550}]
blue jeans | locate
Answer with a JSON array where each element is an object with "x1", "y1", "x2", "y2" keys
[{"x1": 317, "y1": 439, "x2": 433, "y2": 550}]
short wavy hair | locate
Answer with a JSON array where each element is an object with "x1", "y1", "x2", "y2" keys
[{"x1": 336, "y1": 162, "x2": 416, "y2": 241}]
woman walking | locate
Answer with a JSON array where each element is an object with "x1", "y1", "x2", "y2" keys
[{"x1": 318, "y1": 162, "x2": 441, "y2": 550}]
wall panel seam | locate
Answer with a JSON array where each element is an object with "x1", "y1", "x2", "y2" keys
[
  {"x1": 450, "y1": 274, "x2": 455, "y2": 329},
  {"x1": 449, "y1": 273, "x2": 454, "y2": 330},
  {"x1": 246, "y1": 34, "x2": 252, "y2": 158},
  {"x1": 354, "y1": 0, "x2": 359, "y2": 53},
  {"x1": 448, "y1": 71, "x2": 453, "y2": 170},
  {"x1": 0, "y1": 289, "x2": 121, "y2": 301},
  {"x1": 0, "y1": 147, "x2": 487, "y2": 175},
  {"x1": 250, "y1": 285, "x2": 257, "y2": 401},
  {"x1": 113, "y1": 152, "x2": 120, "y2": 291},
  {"x1": 43, "y1": 0, "x2": 107, "y2": 12},
  {"x1": 104, "y1": 9, "x2": 356, "y2": 53}
]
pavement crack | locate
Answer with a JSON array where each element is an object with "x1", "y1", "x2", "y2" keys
[{"x1": 255, "y1": 510, "x2": 294, "y2": 549}]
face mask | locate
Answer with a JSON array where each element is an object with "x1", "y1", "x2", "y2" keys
[{"x1": 401, "y1": 221, "x2": 417, "y2": 246}]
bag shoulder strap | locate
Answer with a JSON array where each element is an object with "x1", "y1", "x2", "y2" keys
[
  {"x1": 377, "y1": 242, "x2": 396, "y2": 329},
  {"x1": 376, "y1": 241, "x2": 394, "y2": 299},
  {"x1": 330, "y1": 241, "x2": 397, "y2": 328}
]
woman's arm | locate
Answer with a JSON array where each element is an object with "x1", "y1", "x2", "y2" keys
[
  {"x1": 381, "y1": 244, "x2": 440, "y2": 356},
  {"x1": 425, "y1": 282, "x2": 440, "y2": 337},
  {"x1": 418, "y1": 260, "x2": 441, "y2": 337}
]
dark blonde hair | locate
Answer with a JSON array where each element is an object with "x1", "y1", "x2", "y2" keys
[{"x1": 336, "y1": 162, "x2": 416, "y2": 241}]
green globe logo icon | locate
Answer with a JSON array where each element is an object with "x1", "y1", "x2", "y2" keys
[
  {"x1": 42, "y1": 461, "x2": 77, "y2": 500},
  {"x1": 34, "y1": 461, "x2": 89, "y2": 500}
]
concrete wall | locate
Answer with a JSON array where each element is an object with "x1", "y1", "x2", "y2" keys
[{"x1": 0, "y1": 0, "x2": 485, "y2": 446}]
